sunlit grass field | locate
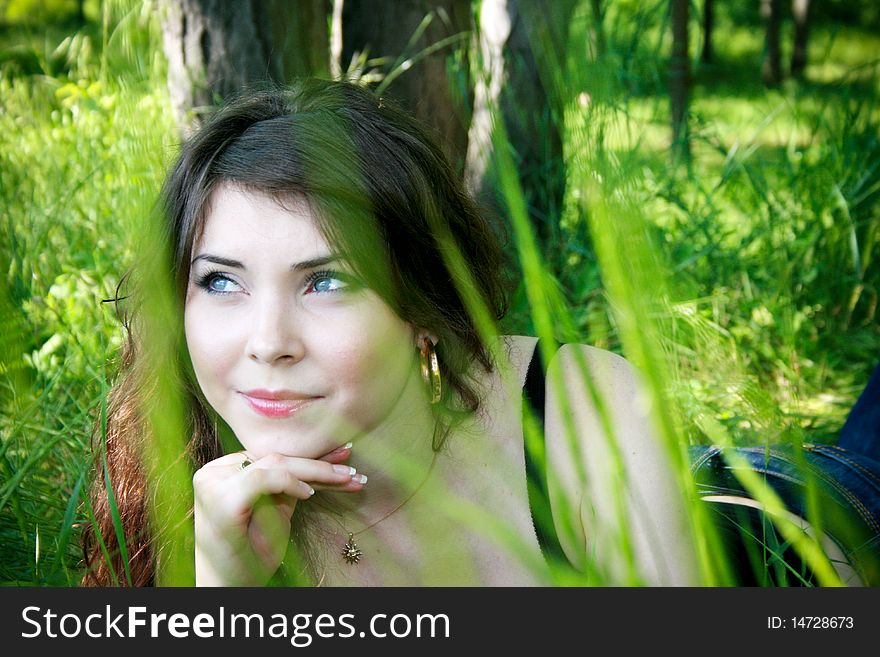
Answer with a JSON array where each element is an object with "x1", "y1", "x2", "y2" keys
[{"x1": 1, "y1": 2, "x2": 878, "y2": 585}]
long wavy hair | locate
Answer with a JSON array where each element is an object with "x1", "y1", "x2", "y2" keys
[{"x1": 80, "y1": 79, "x2": 508, "y2": 586}]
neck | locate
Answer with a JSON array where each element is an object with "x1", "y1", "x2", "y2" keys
[{"x1": 330, "y1": 368, "x2": 441, "y2": 532}]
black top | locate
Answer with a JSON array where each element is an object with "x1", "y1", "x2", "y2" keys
[{"x1": 522, "y1": 338, "x2": 567, "y2": 565}]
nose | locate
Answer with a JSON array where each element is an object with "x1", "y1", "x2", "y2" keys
[{"x1": 246, "y1": 295, "x2": 305, "y2": 365}]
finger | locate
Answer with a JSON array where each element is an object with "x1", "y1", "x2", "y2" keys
[
  {"x1": 312, "y1": 474, "x2": 368, "y2": 493},
  {"x1": 200, "y1": 451, "x2": 253, "y2": 470},
  {"x1": 225, "y1": 468, "x2": 315, "y2": 519},
  {"x1": 270, "y1": 493, "x2": 297, "y2": 518},
  {"x1": 248, "y1": 453, "x2": 358, "y2": 485},
  {"x1": 249, "y1": 498, "x2": 293, "y2": 567},
  {"x1": 193, "y1": 452, "x2": 256, "y2": 488},
  {"x1": 319, "y1": 442, "x2": 353, "y2": 464}
]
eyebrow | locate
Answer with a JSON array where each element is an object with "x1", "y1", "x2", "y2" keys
[{"x1": 190, "y1": 254, "x2": 343, "y2": 271}]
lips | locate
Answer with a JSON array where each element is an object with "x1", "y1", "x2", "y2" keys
[{"x1": 238, "y1": 390, "x2": 320, "y2": 418}]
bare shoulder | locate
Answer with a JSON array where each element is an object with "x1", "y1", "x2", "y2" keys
[
  {"x1": 541, "y1": 344, "x2": 642, "y2": 559},
  {"x1": 543, "y1": 344, "x2": 647, "y2": 436},
  {"x1": 548, "y1": 343, "x2": 640, "y2": 392},
  {"x1": 542, "y1": 343, "x2": 700, "y2": 584}
]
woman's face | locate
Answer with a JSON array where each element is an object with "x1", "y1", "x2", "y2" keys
[{"x1": 184, "y1": 184, "x2": 422, "y2": 459}]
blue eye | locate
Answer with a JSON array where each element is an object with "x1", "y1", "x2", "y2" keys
[
  {"x1": 194, "y1": 269, "x2": 359, "y2": 296},
  {"x1": 304, "y1": 270, "x2": 358, "y2": 295},
  {"x1": 196, "y1": 271, "x2": 241, "y2": 295}
]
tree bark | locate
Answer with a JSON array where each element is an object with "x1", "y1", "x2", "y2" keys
[
  {"x1": 791, "y1": 0, "x2": 811, "y2": 78},
  {"x1": 670, "y1": 0, "x2": 690, "y2": 161},
  {"x1": 701, "y1": 0, "x2": 713, "y2": 64},
  {"x1": 160, "y1": 0, "x2": 330, "y2": 136},
  {"x1": 466, "y1": 0, "x2": 575, "y2": 253},
  {"x1": 761, "y1": 0, "x2": 783, "y2": 87},
  {"x1": 591, "y1": 0, "x2": 606, "y2": 58},
  {"x1": 341, "y1": 0, "x2": 472, "y2": 171}
]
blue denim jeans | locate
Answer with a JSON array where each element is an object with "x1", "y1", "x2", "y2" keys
[{"x1": 690, "y1": 363, "x2": 880, "y2": 585}]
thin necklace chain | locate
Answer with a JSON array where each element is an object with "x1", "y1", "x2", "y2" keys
[{"x1": 347, "y1": 450, "x2": 438, "y2": 537}]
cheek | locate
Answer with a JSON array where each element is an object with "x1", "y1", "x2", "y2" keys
[
  {"x1": 322, "y1": 309, "x2": 415, "y2": 400},
  {"x1": 184, "y1": 303, "x2": 238, "y2": 389}
]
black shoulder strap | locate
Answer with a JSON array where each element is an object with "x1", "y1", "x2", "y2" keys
[{"x1": 522, "y1": 338, "x2": 567, "y2": 565}]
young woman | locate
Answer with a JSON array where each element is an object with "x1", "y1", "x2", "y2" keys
[
  {"x1": 81, "y1": 79, "x2": 879, "y2": 587},
  {"x1": 80, "y1": 79, "x2": 700, "y2": 586}
]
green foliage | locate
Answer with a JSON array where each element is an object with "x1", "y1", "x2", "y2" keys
[
  {"x1": 0, "y1": 0, "x2": 172, "y2": 584},
  {"x1": 501, "y1": 1, "x2": 879, "y2": 583},
  {"x1": 516, "y1": 7, "x2": 880, "y2": 450},
  {"x1": 2, "y1": 0, "x2": 84, "y2": 26}
]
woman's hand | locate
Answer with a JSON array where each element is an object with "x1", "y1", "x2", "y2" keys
[{"x1": 193, "y1": 443, "x2": 366, "y2": 586}]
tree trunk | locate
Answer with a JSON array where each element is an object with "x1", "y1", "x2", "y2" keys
[
  {"x1": 701, "y1": 0, "x2": 713, "y2": 64},
  {"x1": 160, "y1": 0, "x2": 330, "y2": 136},
  {"x1": 791, "y1": 0, "x2": 811, "y2": 78},
  {"x1": 761, "y1": 0, "x2": 783, "y2": 87},
  {"x1": 466, "y1": 0, "x2": 575, "y2": 254},
  {"x1": 465, "y1": 0, "x2": 508, "y2": 199},
  {"x1": 341, "y1": 0, "x2": 472, "y2": 171},
  {"x1": 591, "y1": 0, "x2": 606, "y2": 58},
  {"x1": 670, "y1": 0, "x2": 690, "y2": 161}
]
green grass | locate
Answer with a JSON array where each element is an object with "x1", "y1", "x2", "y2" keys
[
  {"x1": 1, "y1": 2, "x2": 878, "y2": 585},
  {"x1": 0, "y1": 1, "x2": 173, "y2": 584},
  {"x1": 547, "y1": 8, "x2": 880, "y2": 450}
]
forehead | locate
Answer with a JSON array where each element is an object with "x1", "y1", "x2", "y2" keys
[{"x1": 194, "y1": 184, "x2": 327, "y2": 257}]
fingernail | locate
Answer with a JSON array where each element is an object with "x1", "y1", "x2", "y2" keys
[
  {"x1": 353, "y1": 474, "x2": 368, "y2": 485},
  {"x1": 308, "y1": 487, "x2": 316, "y2": 496},
  {"x1": 333, "y1": 465, "x2": 356, "y2": 476}
]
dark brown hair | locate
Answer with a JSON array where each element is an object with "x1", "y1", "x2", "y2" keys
[{"x1": 81, "y1": 79, "x2": 507, "y2": 586}]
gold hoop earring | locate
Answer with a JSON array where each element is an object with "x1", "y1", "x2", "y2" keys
[{"x1": 419, "y1": 337, "x2": 442, "y2": 404}]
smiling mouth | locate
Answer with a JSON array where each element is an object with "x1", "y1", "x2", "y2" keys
[{"x1": 238, "y1": 392, "x2": 320, "y2": 418}]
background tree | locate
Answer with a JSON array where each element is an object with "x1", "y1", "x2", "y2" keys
[
  {"x1": 466, "y1": 0, "x2": 576, "y2": 257},
  {"x1": 159, "y1": 0, "x2": 330, "y2": 135},
  {"x1": 591, "y1": 0, "x2": 606, "y2": 58},
  {"x1": 670, "y1": 0, "x2": 690, "y2": 161},
  {"x1": 791, "y1": 0, "x2": 811, "y2": 78},
  {"x1": 701, "y1": 0, "x2": 713, "y2": 64},
  {"x1": 761, "y1": 0, "x2": 783, "y2": 87},
  {"x1": 341, "y1": 0, "x2": 471, "y2": 170}
]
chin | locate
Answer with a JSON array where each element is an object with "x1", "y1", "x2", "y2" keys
[
  {"x1": 227, "y1": 400, "x2": 373, "y2": 459},
  {"x1": 232, "y1": 425, "x2": 330, "y2": 460}
]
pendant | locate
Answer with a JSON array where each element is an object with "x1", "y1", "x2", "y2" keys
[{"x1": 342, "y1": 532, "x2": 362, "y2": 564}]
